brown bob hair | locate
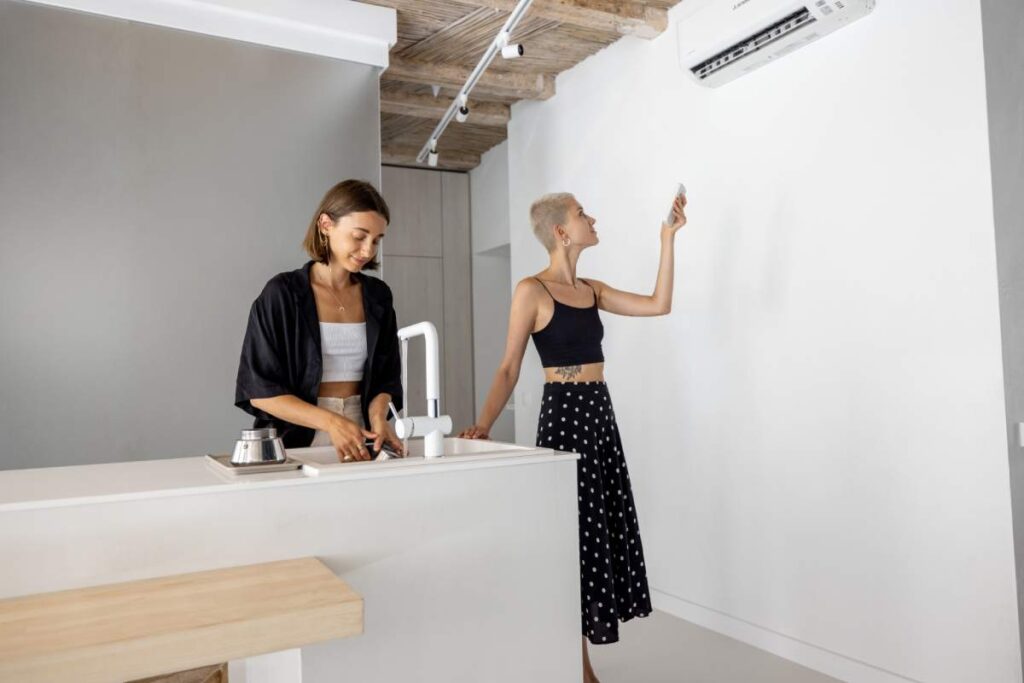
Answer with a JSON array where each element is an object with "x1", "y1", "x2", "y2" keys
[{"x1": 303, "y1": 179, "x2": 390, "y2": 271}]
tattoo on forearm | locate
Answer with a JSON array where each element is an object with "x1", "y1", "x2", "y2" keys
[{"x1": 554, "y1": 365, "x2": 582, "y2": 381}]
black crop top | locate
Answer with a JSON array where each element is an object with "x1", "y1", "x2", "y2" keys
[{"x1": 530, "y1": 278, "x2": 605, "y2": 368}]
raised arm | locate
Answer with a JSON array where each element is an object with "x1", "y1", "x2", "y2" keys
[
  {"x1": 459, "y1": 279, "x2": 540, "y2": 439},
  {"x1": 589, "y1": 193, "x2": 688, "y2": 317}
]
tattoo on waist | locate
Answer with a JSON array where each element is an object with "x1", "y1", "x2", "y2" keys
[{"x1": 554, "y1": 365, "x2": 582, "y2": 380}]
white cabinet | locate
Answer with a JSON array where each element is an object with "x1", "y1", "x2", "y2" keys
[{"x1": 381, "y1": 166, "x2": 474, "y2": 431}]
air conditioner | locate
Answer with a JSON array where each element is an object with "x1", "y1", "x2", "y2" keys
[{"x1": 677, "y1": 0, "x2": 876, "y2": 87}]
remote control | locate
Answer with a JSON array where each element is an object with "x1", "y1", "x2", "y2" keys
[{"x1": 665, "y1": 182, "x2": 687, "y2": 223}]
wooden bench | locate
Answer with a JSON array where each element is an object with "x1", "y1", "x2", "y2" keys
[{"x1": 0, "y1": 557, "x2": 362, "y2": 683}]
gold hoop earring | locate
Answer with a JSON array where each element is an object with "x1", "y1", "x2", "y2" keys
[{"x1": 320, "y1": 231, "x2": 330, "y2": 260}]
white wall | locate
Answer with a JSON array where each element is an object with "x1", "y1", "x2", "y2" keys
[
  {"x1": 470, "y1": 142, "x2": 515, "y2": 442},
  {"x1": 472, "y1": 142, "x2": 512, "y2": 254},
  {"x1": 505, "y1": 1, "x2": 1020, "y2": 681}
]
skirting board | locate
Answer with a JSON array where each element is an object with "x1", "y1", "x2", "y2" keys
[{"x1": 650, "y1": 589, "x2": 923, "y2": 683}]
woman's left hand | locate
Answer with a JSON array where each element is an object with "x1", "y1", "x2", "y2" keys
[
  {"x1": 661, "y1": 193, "x2": 688, "y2": 235},
  {"x1": 369, "y1": 416, "x2": 406, "y2": 456}
]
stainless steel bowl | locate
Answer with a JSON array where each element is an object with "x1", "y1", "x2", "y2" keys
[{"x1": 230, "y1": 427, "x2": 287, "y2": 465}]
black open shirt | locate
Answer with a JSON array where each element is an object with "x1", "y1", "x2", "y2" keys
[{"x1": 234, "y1": 261, "x2": 404, "y2": 448}]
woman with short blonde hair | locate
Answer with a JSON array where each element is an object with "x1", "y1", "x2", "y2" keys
[{"x1": 462, "y1": 189, "x2": 689, "y2": 683}]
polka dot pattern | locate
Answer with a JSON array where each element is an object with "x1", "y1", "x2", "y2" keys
[{"x1": 537, "y1": 381, "x2": 652, "y2": 645}]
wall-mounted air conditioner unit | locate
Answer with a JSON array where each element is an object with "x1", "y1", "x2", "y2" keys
[{"x1": 678, "y1": 0, "x2": 876, "y2": 87}]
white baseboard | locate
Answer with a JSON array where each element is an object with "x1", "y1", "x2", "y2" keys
[{"x1": 651, "y1": 589, "x2": 923, "y2": 683}]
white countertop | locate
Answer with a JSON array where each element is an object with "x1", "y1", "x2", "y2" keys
[{"x1": 0, "y1": 439, "x2": 577, "y2": 512}]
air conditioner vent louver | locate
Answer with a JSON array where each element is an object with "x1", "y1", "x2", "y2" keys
[
  {"x1": 691, "y1": 8, "x2": 816, "y2": 81},
  {"x1": 677, "y1": 0, "x2": 875, "y2": 87}
]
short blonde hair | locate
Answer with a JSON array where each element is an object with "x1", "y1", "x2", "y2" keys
[{"x1": 529, "y1": 192, "x2": 574, "y2": 251}]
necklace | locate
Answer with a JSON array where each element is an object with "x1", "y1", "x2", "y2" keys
[{"x1": 324, "y1": 263, "x2": 346, "y2": 312}]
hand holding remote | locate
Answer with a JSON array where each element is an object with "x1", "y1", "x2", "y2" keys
[{"x1": 663, "y1": 182, "x2": 688, "y2": 233}]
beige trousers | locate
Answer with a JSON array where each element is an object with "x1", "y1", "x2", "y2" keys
[{"x1": 310, "y1": 395, "x2": 364, "y2": 447}]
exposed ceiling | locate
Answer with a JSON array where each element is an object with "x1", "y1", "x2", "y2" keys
[{"x1": 365, "y1": 0, "x2": 680, "y2": 171}]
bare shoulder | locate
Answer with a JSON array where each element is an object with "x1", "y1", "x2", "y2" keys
[
  {"x1": 510, "y1": 277, "x2": 547, "y2": 325},
  {"x1": 581, "y1": 277, "x2": 607, "y2": 298},
  {"x1": 514, "y1": 276, "x2": 546, "y2": 300}
]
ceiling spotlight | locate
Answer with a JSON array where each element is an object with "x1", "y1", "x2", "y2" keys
[
  {"x1": 501, "y1": 43, "x2": 524, "y2": 59},
  {"x1": 417, "y1": 0, "x2": 534, "y2": 170},
  {"x1": 425, "y1": 139, "x2": 439, "y2": 167}
]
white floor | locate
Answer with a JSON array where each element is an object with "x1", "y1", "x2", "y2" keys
[{"x1": 589, "y1": 610, "x2": 840, "y2": 683}]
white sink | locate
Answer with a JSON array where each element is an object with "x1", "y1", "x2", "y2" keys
[
  {"x1": 289, "y1": 438, "x2": 547, "y2": 476},
  {"x1": 405, "y1": 438, "x2": 535, "y2": 457}
]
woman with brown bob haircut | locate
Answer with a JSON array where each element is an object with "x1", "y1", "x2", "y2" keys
[{"x1": 235, "y1": 179, "x2": 405, "y2": 462}]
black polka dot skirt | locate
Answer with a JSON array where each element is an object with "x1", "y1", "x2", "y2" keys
[{"x1": 536, "y1": 381, "x2": 652, "y2": 645}]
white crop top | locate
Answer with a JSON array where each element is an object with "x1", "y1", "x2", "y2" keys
[{"x1": 320, "y1": 322, "x2": 367, "y2": 382}]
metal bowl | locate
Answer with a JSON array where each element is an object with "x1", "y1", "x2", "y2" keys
[{"x1": 230, "y1": 427, "x2": 287, "y2": 465}]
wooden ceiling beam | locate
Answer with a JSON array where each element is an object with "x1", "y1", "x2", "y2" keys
[
  {"x1": 382, "y1": 145, "x2": 481, "y2": 172},
  {"x1": 463, "y1": 0, "x2": 668, "y2": 39},
  {"x1": 385, "y1": 56, "x2": 555, "y2": 100},
  {"x1": 381, "y1": 114, "x2": 430, "y2": 143},
  {"x1": 374, "y1": 0, "x2": 672, "y2": 171},
  {"x1": 374, "y1": 0, "x2": 667, "y2": 39},
  {"x1": 381, "y1": 91, "x2": 511, "y2": 127}
]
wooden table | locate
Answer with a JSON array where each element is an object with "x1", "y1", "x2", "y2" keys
[{"x1": 0, "y1": 557, "x2": 362, "y2": 683}]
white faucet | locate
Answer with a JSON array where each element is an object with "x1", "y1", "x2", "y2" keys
[{"x1": 394, "y1": 321, "x2": 452, "y2": 458}]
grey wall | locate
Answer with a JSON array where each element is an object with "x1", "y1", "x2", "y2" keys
[
  {"x1": 981, "y1": 0, "x2": 1024, "y2": 672},
  {"x1": 0, "y1": 0, "x2": 382, "y2": 469}
]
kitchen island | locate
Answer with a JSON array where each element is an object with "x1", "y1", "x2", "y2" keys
[{"x1": 0, "y1": 439, "x2": 581, "y2": 682}]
